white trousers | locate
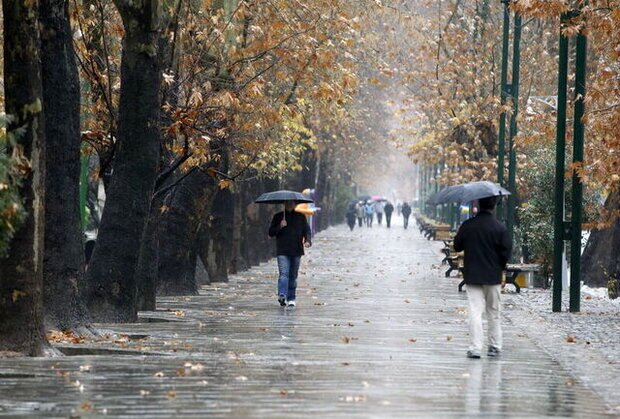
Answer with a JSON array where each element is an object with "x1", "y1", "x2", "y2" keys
[{"x1": 466, "y1": 284, "x2": 502, "y2": 353}]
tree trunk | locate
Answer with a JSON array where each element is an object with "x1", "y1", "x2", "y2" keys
[
  {"x1": 84, "y1": 0, "x2": 162, "y2": 323},
  {"x1": 228, "y1": 188, "x2": 246, "y2": 274},
  {"x1": 39, "y1": 0, "x2": 89, "y2": 331},
  {"x1": 204, "y1": 187, "x2": 234, "y2": 282},
  {"x1": 244, "y1": 179, "x2": 264, "y2": 267},
  {"x1": 0, "y1": 0, "x2": 47, "y2": 356},
  {"x1": 157, "y1": 169, "x2": 216, "y2": 296},
  {"x1": 134, "y1": 195, "x2": 162, "y2": 311},
  {"x1": 581, "y1": 188, "x2": 620, "y2": 294}
]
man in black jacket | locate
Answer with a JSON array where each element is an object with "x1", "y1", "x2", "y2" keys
[
  {"x1": 454, "y1": 196, "x2": 512, "y2": 358},
  {"x1": 384, "y1": 201, "x2": 394, "y2": 228},
  {"x1": 269, "y1": 201, "x2": 312, "y2": 307}
]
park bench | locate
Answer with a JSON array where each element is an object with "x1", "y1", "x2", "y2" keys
[
  {"x1": 431, "y1": 225, "x2": 453, "y2": 241},
  {"x1": 414, "y1": 214, "x2": 453, "y2": 241},
  {"x1": 457, "y1": 263, "x2": 542, "y2": 293},
  {"x1": 441, "y1": 240, "x2": 464, "y2": 277}
]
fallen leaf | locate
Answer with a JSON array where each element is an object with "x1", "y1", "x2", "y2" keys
[{"x1": 80, "y1": 402, "x2": 93, "y2": 411}]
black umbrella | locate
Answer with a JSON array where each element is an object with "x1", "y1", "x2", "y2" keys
[
  {"x1": 255, "y1": 190, "x2": 314, "y2": 222},
  {"x1": 429, "y1": 181, "x2": 511, "y2": 205},
  {"x1": 255, "y1": 190, "x2": 313, "y2": 204}
]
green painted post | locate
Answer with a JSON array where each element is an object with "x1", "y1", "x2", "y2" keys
[
  {"x1": 420, "y1": 164, "x2": 428, "y2": 214},
  {"x1": 425, "y1": 164, "x2": 432, "y2": 217},
  {"x1": 552, "y1": 14, "x2": 570, "y2": 313},
  {"x1": 497, "y1": 1, "x2": 510, "y2": 222},
  {"x1": 507, "y1": 12, "x2": 522, "y2": 243},
  {"x1": 421, "y1": 164, "x2": 427, "y2": 212},
  {"x1": 570, "y1": 28, "x2": 587, "y2": 313},
  {"x1": 434, "y1": 164, "x2": 439, "y2": 219},
  {"x1": 497, "y1": 1, "x2": 510, "y2": 186}
]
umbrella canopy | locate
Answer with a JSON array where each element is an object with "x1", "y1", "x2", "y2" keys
[
  {"x1": 429, "y1": 181, "x2": 511, "y2": 205},
  {"x1": 357, "y1": 195, "x2": 371, "y2": 202},
  {"x1": 370, "y1": 195, "x2": 387, "y2": 202},
  {"x1": 255, "y1": 190, "x2": 313, "y2": 204}
]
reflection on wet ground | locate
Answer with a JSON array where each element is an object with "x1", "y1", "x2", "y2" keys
[{"x1": 0, "y1": 224, "x2": 616, "y2": 417}]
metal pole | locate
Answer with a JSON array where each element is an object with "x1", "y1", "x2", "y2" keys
[
  {"x1": 552, "y1": 14, "x2": 570, "y2": 313},
  {"x1": 570, "y1": 27, "x2": 587, "y2": 313},
  {"x1": 426, "y1": 165, "x2": 432, "y2": 217},
  {"x1": 422, "y1": 164, "x2": 427, "y2": 212},
  {"x1": 497, "y1": 1, "x2": 510, "y2": 223},
  {"x1": 506, "y1": 12, "x2": 522, "y2": 243},
  {"x1": 434, "y1": 163, "x2": 439, "y2": 219},
  {"x1": 497, "y1": 1, "x2": 510, "y2": 186}
]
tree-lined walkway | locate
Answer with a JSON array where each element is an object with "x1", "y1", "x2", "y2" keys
[{"x1": 0, "y1": 224, "x2": 616, "y2": 417}]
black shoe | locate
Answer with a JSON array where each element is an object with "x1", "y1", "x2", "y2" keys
[
  {"x1": 278, "y1": 295, "x2": 286, "y2": 307},
  {"x1": 488, "y1": 346, "x2": 501, "y2": 357},
  {"x1": 467, "y1": 350, "x2": 481, "y2": 359}
]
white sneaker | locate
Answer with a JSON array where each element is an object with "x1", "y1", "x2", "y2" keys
[{"x1": 287, "y1": 300, "x2": 296, "y2": 307}]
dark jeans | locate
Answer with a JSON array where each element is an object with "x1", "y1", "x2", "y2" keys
[
  {"x1": 277, "y1": 255, "x2": 301, "y2": 301},
  {"x1": 385, "y1": 213, "x2": 392, "y2": 228},
  {"x1": 357, "y1": 217, "x2": 363, "y2": 227},
  {"x1": 377, "y1": 213, "x2": 383, "y2": 224},
  {"x1": 403, "y1": 215, "x2": 410, "y2": 229}
]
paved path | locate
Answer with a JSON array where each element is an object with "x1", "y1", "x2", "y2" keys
[{"x1": 0, "y1": 224, "x2": 617, "y2": 417}]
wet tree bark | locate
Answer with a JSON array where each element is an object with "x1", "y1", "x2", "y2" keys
[
  {"x1": 84, "y1": 0, "x2": 162, "y2": 323},
  {"x1": 156, "y1": 169, "x2": 217, "y2": 295},
  {"x1": 315, "y1": 148, "x2": 333, "y2": 232},
  {"x1": 229, "y1": 188, "x2": 247, "y2": 274},
  {"x1": 134, "y1": 194, "x2": 162, "y2": 311},
  {"x1": 0, "y1": 0, "x2": 47, "y2": 356},
  {"x1": 258, "y1": 177, "x2": 280, "y2": 262},
  {"x1": 581, "y1": 188, "x2": 620, "y2": 294},
  {"x1": 39, "y1": 0, "x2": 89, "y2": 331},
  {"x1": 203, "y1": 187, "x2": 234, "y2": 282}
]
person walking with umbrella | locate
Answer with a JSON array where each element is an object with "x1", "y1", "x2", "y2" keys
[
  {"x1": 453, "y1": 194, "x2": 512, "y2": 359},
  {"x1": 257, "y1": 191, "x2": 313, "y2": 308},
  {"x1": 355, "y1": 201, "x2": 365, "y2": 227},
  {"x1": 374, "y1": 199, "x2": 385, "y2": 225},
  {"x1": 364, "y1": 200, "x2": 375, "y2": 227},
  {"x1": 401, "y1": 201, "x2": 411, "y2": 229},
  {"x1": 384, "y1": 201, "x2": 394, "y2": 228},
  {"x1": 345, "y1": 201, "x2": 357, "y2": 231}
]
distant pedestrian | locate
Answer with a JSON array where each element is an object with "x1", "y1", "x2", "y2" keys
[
  {"x1": 269, "y1": 200, "x2": 312, "y2": 308},
  {"x1": 364, "y1": 201, "x2": 375, "y2": 227},
  {"x1": 375, "y1": 200, "x2": 385, "y2": 225},
  {"x1": 346, "y1": 202, "x2": 356, "y2": 231},
  {"x1": 396, "y1": 202, "x2": 402, "y2": 216},
  {"x1": 384, "y1": 201, "x2": 394, "y2": 228},
  {"x1": 453, "y1": 196, "x2": 512, "y2": 359},
  {"x1": 355, "y1": 201, "x2": 364, "y2": 227},
  {"x1": 401, "y1": 202, "x2": 411, "y2": 229}
]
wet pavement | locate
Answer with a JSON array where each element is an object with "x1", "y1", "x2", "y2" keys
[{"x1": 1, "y1": 223, "x2": 618, "y2": 417}]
